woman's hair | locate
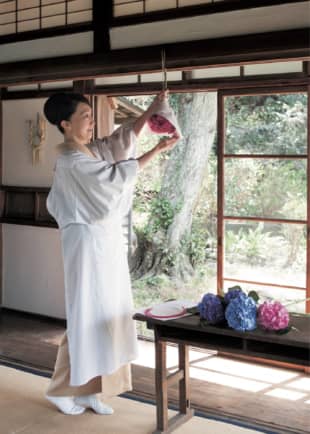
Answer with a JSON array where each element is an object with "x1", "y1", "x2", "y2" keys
[{"x1": 43, "y1": 92, "x2": 91, "y2": 134}]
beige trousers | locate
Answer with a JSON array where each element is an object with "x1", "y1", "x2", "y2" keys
[{"x1": 46, "y1": 333, "x2": 132, "y2": 398}]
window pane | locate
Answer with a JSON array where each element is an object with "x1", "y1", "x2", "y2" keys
[
  {"x1": 225, "y1": 94, "x2": 307, "y2": 155},
  {"x1": 224, "y1": 158, "x2": 307, "y2": 220},
  {"x1": 224, "y1": 220, "x2": 307, "y2": 289}
]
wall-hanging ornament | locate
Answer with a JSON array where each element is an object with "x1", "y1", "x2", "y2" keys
[
  {"x1": 28, "y1": 113, "x2": 46, "y2": 165},
  {"x1": 147, "y1": 49, "x2": 182, "y2": 136}
]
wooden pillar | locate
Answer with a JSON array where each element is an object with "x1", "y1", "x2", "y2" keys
[
  {"x1": 0, "y1": 90, "x2": 3, "y2": 306},
  {"x1": 93, "y1": 0, "x2": 112, "y2": 53},
  {"x1": 307, "y1": 78, "x2": 310, "y2": 313},
  {"x1": 217, "y1": 91, "x2": 225, "y2": 295}
]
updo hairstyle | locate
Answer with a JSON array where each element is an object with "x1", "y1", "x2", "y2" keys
[{"x1": 43, "y1": 92, "x2": 91, "y2": 134}]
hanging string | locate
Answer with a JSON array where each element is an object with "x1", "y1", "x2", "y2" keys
[{"x1": 161, "y1": 48, "x2": 167, "y2": 91}]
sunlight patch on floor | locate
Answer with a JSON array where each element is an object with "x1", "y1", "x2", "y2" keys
[
  {"x1": 192, "y1": 356, "x2": 298, "y2": 383},
  {"x1": 265, "y1": 388, "x2": 307, "y2": 401},
  {"x1": 285, "y1": 377, "x2": 310, "y2": 391},
  {"x1": 189, "y1": 366, "x2": 270, "y2": 392}
]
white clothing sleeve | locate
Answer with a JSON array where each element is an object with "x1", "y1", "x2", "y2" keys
[
  {"x1": 94, "y1": 121, "x2": 137, "y2": 163},
  {"x1": 72, "y1": 156, "x2": 139, "y2": 221}
]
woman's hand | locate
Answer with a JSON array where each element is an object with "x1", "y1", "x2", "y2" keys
[
  {"x1": 148, "y1": 90, "x2": 169, "y2": 115},
  {"x1": 137, "y1": 132, "x2": 180, "y2": 170},
  {"x1": 156, "y1": 133, "x2": 180, "y2": 154}
]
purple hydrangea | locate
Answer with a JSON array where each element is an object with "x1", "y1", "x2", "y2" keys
[
  {"x1": 224, "y1": 288, "x2": 244, "y2": 305},
  {"x1": 197, "y1": 293, "x2": 225, "y2": 325},
  {"x1": 225, "y1": 292, "x2": 257, "y2": 331}
]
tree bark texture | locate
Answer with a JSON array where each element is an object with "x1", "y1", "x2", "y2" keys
[{"x1": 133, "y1": 92, "x2": 217, "y2": 279}]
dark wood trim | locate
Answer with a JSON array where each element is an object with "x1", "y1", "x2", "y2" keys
[
  {"x1": 0, "y1": 92, "x2": 2, "y2": 305},
  {"x1": 307, "y1": 84, "x2": 310, "y2": 313},
  {"x1": 68, "y1": 74, "x2": 310, "y2": 96},
  {"x1": 73, "y1": 79, "x2": 95, "y2": 94},
  {"x1": 217, "y1": 91, "x2": 225, "y2": 296},
  {"x1": 0, "y1": 23, "x2": 93, "y2": 45},
  {"x1": 93, "y1": 0, "x2": 112, "y2": 53},
  {"x1": 224, "y1": 153, "x2": 308, "y2": 159},
  {"x1": 0, "y1": 186, "x2": 57, "y2": 229},
  {"x1": 0, "y1": 27, "x2": 309, "y2": 87},
  {"x1": 1, "y1": 74, "x2": 309, "y2": 101},
  {"x1": 111, "y1": 0, "x2": 307, "y2": 27},
  {"x1": 223, "y1": 215, "x2": 307, "y2": 225}
]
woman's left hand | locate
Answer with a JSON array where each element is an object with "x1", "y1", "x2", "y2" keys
[{"x1": 149, "y1": 90, "x2": 168, "y2": 114}]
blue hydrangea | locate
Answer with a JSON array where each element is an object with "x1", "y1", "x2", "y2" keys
[
  {"x1": 225, "y1": 292, "x2": 257, "y2": 331},
  {"x1": 224, "y1": 288, "x2": 244, "y2": 305},
  {"x1": 198, "y1": 293, "x2": 225, "y2": 324}
]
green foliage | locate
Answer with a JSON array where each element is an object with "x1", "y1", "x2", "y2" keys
[
  {"x1": 225, "y1": 223, "x2": 272, "y2": 265},
  {"x1": 225, "y1": 94, "x2": 307, "y2": 155},
  {"x1": 143, "y1": 197, "x2": 183, "y2": 239}
]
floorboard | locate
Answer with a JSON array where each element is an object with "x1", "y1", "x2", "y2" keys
[{"x1": 0, "y1": 308, "x2": 308, "y2": 434}]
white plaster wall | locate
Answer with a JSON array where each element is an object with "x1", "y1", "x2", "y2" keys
[
  {"x1": 3, "y1": 98, "x2": 62, "y2": 187},
  {"x1": 0, "y1": 32, "x2": 93, "y2": 64},
  {"x1": 2, "y1": 225, "x2": 66, "y2": 319},
  {"x1": 2, "y1": 98, "x2": 66, "y2": 319}
]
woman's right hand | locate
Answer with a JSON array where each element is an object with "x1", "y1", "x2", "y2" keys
[
  {"x1": 156, "y1": 133, "x2": 180, "y2": 154},
  {"x1": 137, "y1": 133, "x2": 180, "y2": 170}
]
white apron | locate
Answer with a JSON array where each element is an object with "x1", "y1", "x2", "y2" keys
[{"x1": 47, "y1": 123, "x2": 139, "y2": 386}]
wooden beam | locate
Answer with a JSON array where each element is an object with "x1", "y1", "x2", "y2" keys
[
  {"x1": 1, "y1": 74, "x2": 309, "y2": 100},
  {"x1": 217, "y1": 91, "x2": 225, "y2": 296},
  {"x1": 0, "y1": 28, "x2": 309, "y2": 87},
  {"x1": 307, "y1": 81, "x2": 310, "y2": 313},
  {"x1": 0, "y1": 90, "x2": 2, "y2": 305},
  {"x1": 93, "y1": 0, "x2": 112, "y2": 53}
]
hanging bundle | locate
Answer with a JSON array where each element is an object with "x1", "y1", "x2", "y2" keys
[{"x1": 147, "y1": 50, "x2": 181, "y2": 136}]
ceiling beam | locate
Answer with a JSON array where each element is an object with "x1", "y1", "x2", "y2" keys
[{"x1": 0, "y1": 28, "x2": 309, "y2": 87}]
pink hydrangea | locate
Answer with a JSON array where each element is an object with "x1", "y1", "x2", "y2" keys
[
  {"x1": 257, "y1": 301, "x2": 290, "y2": 331},
  {"x1": 148, "y1": 114, "x2": 176, "y2": 134}
]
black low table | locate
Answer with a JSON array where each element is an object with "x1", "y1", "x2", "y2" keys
[{"x1": 133, "y1": 311, "x2": 310, "y2": 434}]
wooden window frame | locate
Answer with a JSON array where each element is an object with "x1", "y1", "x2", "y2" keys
[{"x1": 217, "y1": 85, "x2": 310, "y2": 313}]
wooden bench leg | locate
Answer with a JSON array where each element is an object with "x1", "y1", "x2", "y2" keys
[
  {"x1": 155, "y1": 338, "x2": 168, "y2": 433},
  {"x1": 179, "y1": 343, "x2": 190, "y2": 414},
  {"x1": 153, "y1": 338, "x2": 194, "y2": 434}
]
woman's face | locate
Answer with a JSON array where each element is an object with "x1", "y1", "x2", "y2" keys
[{"x1": 62, "y1": 102, "x2": 95, "y2": 144}]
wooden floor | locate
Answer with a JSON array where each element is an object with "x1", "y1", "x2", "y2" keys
[{"x1": 0, "y1": 308, "x2": 309, "y2": 434}]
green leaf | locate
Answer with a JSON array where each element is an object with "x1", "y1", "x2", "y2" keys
[
  {"x1": 187, "y1": 306, "x2": 199, "y2": 315},
  {"x1": 228, "y1": 285, "x2": 243, "y2": 292},
  {"x1": 248, "y1": 290, "x2": 260, "y2": 303},
  {"x1": 275, "y1": 325, "x2": 292, "y2": 335}
]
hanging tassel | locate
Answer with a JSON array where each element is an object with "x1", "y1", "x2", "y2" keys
[{"x1": 147, "y1": 49, "x2": 182, "y2": 136}]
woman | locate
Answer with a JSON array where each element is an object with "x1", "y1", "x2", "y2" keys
[{"x1": 43, "y1": 92, "x2": 179, "y2": 415}]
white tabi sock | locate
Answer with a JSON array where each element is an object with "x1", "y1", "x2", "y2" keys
[
  {"x1": 75, "y1": 394, "x2": 114, "y2": 415},
  {"x1": 46, "y1": 395, "x2": 86, "y2": 415}
]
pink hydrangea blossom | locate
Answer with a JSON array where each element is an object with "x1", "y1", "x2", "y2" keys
[
  {"x1": 257, "y1": 301, "x2": 289, "y2": 331},
  {"x1": 148, "y1": 114, "x2": 176, "y2": 134}
]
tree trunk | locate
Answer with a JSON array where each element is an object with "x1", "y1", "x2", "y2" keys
[{"x1": 133, "y1": 92, "x2": 217, "y2": 280}]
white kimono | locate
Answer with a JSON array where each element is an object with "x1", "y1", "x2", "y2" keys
[{"x1": 47, "y1": 124, "x2": 139, "y2": 387}]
